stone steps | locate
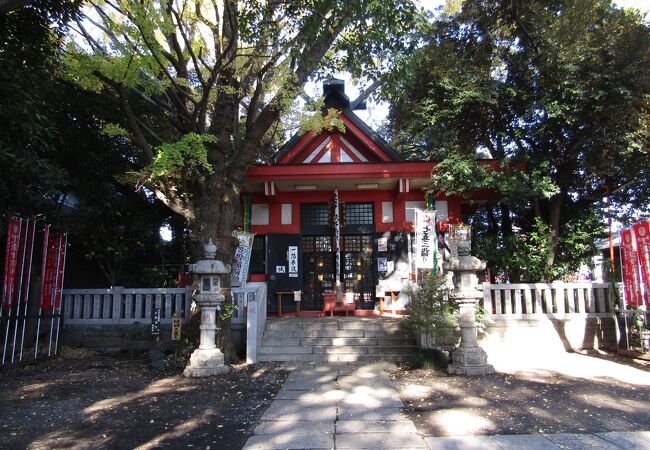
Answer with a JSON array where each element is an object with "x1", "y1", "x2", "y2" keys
[{"x1": 258, "y1": 317, "x2": 418, "y2": 363}]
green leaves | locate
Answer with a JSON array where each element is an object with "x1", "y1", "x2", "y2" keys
[
  {"x1": 428, "y1": 154, "x2": 558, "y2": 201},
  {"x1": 300, "y1": 105, "x2": 346, "y2": 135},
  {"x1": 404, "y1": 274, "x2": 457, "y2": 338},
  {"x1": 147, "y1": 133, "x2": 216, "y2": 179},
  {"x1": 388, "y1": 0, "x2": 650, "y2": 279}
]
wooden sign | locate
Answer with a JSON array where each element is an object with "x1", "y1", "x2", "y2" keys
[
  {"x1": 151, "y1": 308, "x2": 161, "y2": 335},
  {"x1": 171, "y1": 317, "x2": 181, "y2": 341}
]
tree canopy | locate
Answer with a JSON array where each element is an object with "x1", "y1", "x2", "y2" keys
[
  {"x1": 385, "y1": 0, "x2": 650, "y2": 281},
  {"x1": 64, "y1": 0, "x2": 421, "y2": 259},
  {"x1": 1, "y1": 1, "x2": 183, "y2": 287}
]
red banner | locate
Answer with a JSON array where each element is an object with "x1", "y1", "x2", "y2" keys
[
  {"x1": 620, "y1": 229, "x2": 642, "y2": 307},
  {"x1": 2, "y1": 218, "x2": 22, "y2": 308},
  {"x1": 633, "y1": 221, "x2": 650, "y2": 307},
  {"x1": 39, "y1": 226, "x2": 55, "y2": 309},
  {"x1": 19, "y1": 220, "x2": 36, "y2": 307},
  {"x1": 53, "y1": 234, "x2": 66, "y2": 310}
]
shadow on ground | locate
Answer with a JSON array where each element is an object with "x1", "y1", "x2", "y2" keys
[
  {"x1": 391, "y1": 352, "x2": 650, "y2": 437},
  {"x1": 0, "y1": 350, "x2": 288, "y2": 449}
]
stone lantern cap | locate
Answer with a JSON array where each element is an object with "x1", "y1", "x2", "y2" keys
[{"x1": 188, "y1": 239, "x2": 231, "y2": 275}]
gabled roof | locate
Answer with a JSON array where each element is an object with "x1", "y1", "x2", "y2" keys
[{"x1": 272, "y1": 79, "x2": 403, "y2": 165}]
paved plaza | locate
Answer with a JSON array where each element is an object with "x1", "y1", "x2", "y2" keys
[
  {"x1": 243, "y1": 362, "x2": 428, "y2": 449},
  {"x1": 243, "y1": 361, "x2": 650, "y2": 450}
]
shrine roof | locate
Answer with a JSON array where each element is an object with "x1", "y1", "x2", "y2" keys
[{"x1": 271, "y1": 78, "x2": 403, "y2": 165}]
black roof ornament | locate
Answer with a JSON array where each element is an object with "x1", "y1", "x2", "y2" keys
[{"x1": 323, "y1": 78, "x2": 350, "y2": 110}]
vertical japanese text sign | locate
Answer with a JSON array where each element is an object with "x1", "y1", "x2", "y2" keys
[
  {"x1": 620, "y1": 229, "x2": 642, "y2": 307},
  {"x1": 288, "y1": 246, "x2": 298, "y2": 278},
  {"x1": 415, "y1": 210, "x2": 436, "y2": 269},
  {"x1": 633, "y1": 221, "x2": 650, "y2": 307},
  {"x1": 231, "y1": 231, "x2": 255, "y2": 287}
]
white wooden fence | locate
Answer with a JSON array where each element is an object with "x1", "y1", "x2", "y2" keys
[
  {"x1": 62, "y1": 285, "x2": 267, "y2": 327},
  {"x1": 482, "y1": 281, "x2": 617, "y2": 319},
  {"x1": 62, "y1": 287, "x2": 193, "y2": 325}
]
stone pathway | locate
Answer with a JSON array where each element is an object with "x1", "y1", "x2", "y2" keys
[
  {"x1": 243, "y1": 362, "x2": 650, "y2": 449},
  {"x1": 242, "y1": 362, "x2": 427, "y2": 449}
]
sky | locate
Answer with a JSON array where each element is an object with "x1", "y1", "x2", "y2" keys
[{"x1": 309, "y1": 0, "x2": 650, "y2": 130}]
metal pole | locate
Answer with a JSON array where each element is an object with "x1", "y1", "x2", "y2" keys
[
  {"x1": 618, "y1": 232, "x2": 625, "y2": 299},
  {"x1": 18, "y1": 220, "x2": 36, "y2": 361},
  {"x1": 34, "y1": 224, "x2": 50, "y2": 359},
  {"x1": 52, "y1": 233, "x2": 68, "y2": 356},
  {"x1": 48, "y1": 234, "x2": 64, "y2": 356}
]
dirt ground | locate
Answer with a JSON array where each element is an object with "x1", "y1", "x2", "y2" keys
[
  {"x1": 0, "y1": 348, "x2": 288, "y2": 450},
  {"x1": 390, "y1": 350, "x2": 650, "y2": 438}
]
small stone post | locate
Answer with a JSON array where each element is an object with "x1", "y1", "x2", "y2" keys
[
  {"x1": 183, "y1": 239, "x2": 231, "y2": 377},
  {"x1": 443, "y1": 255, "x2": 495, "y2": 376}
]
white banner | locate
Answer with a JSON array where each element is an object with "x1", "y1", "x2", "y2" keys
[
  {"x1": 231, "y1": 231, "x2": 255, "y2": 287},
  {"x1": 334, "y1": 189, "x2": 341, "y2": 296},
  {"x1": 288, "y1": 245, "x2": 298, "y2": 278},
  {"x1": 415, "y1": 209, "x2": 436, "y2": 269}
]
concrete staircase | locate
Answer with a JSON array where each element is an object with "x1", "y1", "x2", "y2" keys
[{"x1": 258, "y1": 316, "x2": 418, "y2": 362}]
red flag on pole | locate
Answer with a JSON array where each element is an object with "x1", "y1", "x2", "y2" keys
[
  {"x1": 18, "y1": 220, "x2": 35, "y2": 307},
  {"x1": 39, "y1": 227, "x2": 55, "y2": 310},
  {"x1": 2, "y1": 218, "x2": 22, "y2": 308},
  {"x1": 633, "y1": 221, "x2": 650, "y2": 307},
  {"x1": 620, "y1": 229, "x2": 642, "y2": 307}
]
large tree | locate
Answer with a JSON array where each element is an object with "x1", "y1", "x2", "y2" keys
[
  {"x1": 62, "y1": 0, "x2": 419, "y2": 358},
  {"x1": 385, "y1": 0, "x2": 650, "y2": 280},
  {"x1": 64, "y1": 0, "x2": 419, "y2": 260}
]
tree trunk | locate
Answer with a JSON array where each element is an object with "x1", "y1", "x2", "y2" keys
[
  {"x1": 499, "y1": 204, "x2": 513, "y2": 238},
  {"x1": 187, "y1": 172, "x2": 243, "y2": 363},
  {"x1": 547, "y1": 193, "x2": 563, "y2": 268}
]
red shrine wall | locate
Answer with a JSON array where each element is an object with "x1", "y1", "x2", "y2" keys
[{"x1": 246, "y1": 189, "x2": 461, "y2": 235}]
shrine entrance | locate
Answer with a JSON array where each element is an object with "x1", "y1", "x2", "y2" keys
[
  {"x1": 301, "y1": 234, "x2": 375, "y2": 312},
  {"x1": 300, "y1": 202, "x2": 376, "y2": 313}
]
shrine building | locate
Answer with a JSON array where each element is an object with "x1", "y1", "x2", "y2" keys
[{"x1": 242, "y1": 79, "x2": 489, "y2": 316}]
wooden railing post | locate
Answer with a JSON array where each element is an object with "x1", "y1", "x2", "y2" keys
[
  {"x1": 183, "y1": 287, "x2": 193, "y2": 324},
  {"x1": 482, "y1": 283, "x2": 493, "y2": 316},
  {"x1": 112, "y1": 287, "x2": 123, "y2": 323}
]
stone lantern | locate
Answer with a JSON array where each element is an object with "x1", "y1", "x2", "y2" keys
[
  {"x1": 442, "y1": 253, "x2": 495, "y2": 376},
  {"x1": 183, "y1": 239, "x2": 231, "y2": 377}
]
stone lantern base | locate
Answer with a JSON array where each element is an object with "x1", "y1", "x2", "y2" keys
[
  {"x1": 448, "y1": 346, "x2": 494, "y2": 376},
  {"x1": 183, "y1": 348, "x2": 230, "y2": 378}
]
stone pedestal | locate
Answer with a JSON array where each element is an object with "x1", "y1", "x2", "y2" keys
[
  {"x1": 443, "y1": 255, "x2": 495, "y2": 376},
  {"x1": 183, "y1": 239, "x2": 231, "y2": 378},
  {"x1": 183, "y1": 296, "x2": 230, "y2": 377}
]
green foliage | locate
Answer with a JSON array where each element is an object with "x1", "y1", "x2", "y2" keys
[
  {"x1": 0, "y1": 4, "x2": 71, "y2": 219},
  {"x1": 217, "y1": 303, "x2": 236, "y2": 323},
  {"x1": 146, "y1": 133, "x2": 216, "y2": 181},
  {"x1": 403, "y1": 274, "x2": 457, "y2": 339},
  {"x1": 429, "y1": 154, "x2": 558, "y2": 202},
  {"x1": 59, "y1": 0, "x2": 423, "y2": 270},
  {"x1": 387, "y1": 0, "x2": 650, "y2": 277},
  {"x1": 429, "y1": 154, "x2": 491, "y2": 197},
  {"x1": 300, "y1": 105, "x2": 346, "y2": 135},
  {"x1": 476, "y1": 218, "x2": 559, "y2": 282},
  {"x1": 476, "y1": 215, "x2": 604, "y2": 282},
  {"x1": 101, "y1": 123, "x2": 130, "y2": 137},
  {"x1": 411, "y1": 348, "x2": 450, "y2": 370}
]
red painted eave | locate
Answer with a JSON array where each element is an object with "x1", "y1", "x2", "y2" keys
[
  {"x1": 247, "y1": 161, "x2": 439, "y2": 181},
  {"x1": 247, "y1": 159, "x2": 500, "y2": 181}
]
